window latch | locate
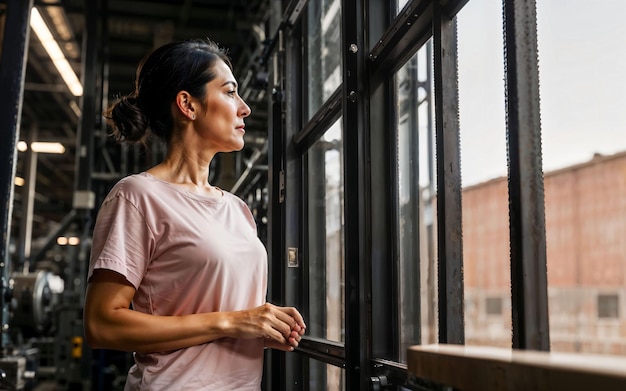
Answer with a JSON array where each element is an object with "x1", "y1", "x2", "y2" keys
[{"x1": 370, "y1": 375, "x2": 389, "y2": 391}]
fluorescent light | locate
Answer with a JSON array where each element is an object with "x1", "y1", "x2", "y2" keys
[
  {"x1": 57, "y1": 236, "x2": 80, "y2": 246},
  {"x1": 31, "y1": 142, "x2": 65, "y2": 154},
  {"x1": 69, "y1": 100, "x2": 81, "y2": 117},
  {"x1": 17, "y1": 140, "x2": 66, "y2": 153},
  {"x1": 30, "y1": 8, "x2": 83, "y2": 96}
]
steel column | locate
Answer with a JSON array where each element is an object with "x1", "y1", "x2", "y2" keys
[
  {"x1": 368, "y1": 0, "x2": 397, "y2": 363},
  {"x1": 503, "y1": 0, "x2": 550, "y2": 351},
  {"x1": 0, "y1": 0, "x2": 34, "y2": 348},
  {"x1": 433, "y1": 2, "x2": 464, "y2": 345},
  {"x1": 17, "y1": 124, "x2": 38, "y2": 273},
  {"x1": 263, "y1": 6, "x2": 285, "y2": 390},
  {"x1": 341, "y1": 0, "x2": 369, "y2": 389},
  {"x1": 73, "y1": 0, "x2": 98, "y2": 200}
]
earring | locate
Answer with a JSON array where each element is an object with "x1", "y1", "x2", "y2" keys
[{"x1": 191, "y1": 114, "x2": 195, "y2": 120}]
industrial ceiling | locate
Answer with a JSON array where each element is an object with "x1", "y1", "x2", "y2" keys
[{"x1": 1, "y1": 0, "x2": 274, "y2": 260}]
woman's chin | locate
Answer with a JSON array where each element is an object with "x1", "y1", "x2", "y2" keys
[{"x1": 226, "y1": 142, "x2": 245, "y2": 153}]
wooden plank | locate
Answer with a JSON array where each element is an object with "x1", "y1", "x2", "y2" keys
[{"x1": 408, "y1": 344, "x2": 626, "y2": 390}]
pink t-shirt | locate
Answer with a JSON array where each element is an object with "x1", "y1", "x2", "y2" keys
[{"x1": 88, "y1": 172, "x2": 267, "y2": 390}]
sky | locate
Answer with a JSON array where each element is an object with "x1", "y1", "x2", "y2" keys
[{"x1": 456, "y1": 0, "x2": 626, "y2": 186}]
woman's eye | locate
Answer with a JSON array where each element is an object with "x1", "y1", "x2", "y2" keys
[{"x1": 227, "y1": 90, "x2": 236, "y2": 96}]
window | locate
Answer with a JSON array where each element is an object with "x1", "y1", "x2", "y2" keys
[
  {"x1": 271, "y1": 0, "x2": 626, "y2": 389},
  {"x1": 598, "y1": 294, "x2": 619, "y2": 319},
  {"x1": 485, "y1": 297, "x2": 503, "y2": 316},
  {"x1": 394, "y1": 42, "x2": 437, "y2": 362},
  {"x1": 457, "y1": 0, "x2": 510, "y2": 349},
  {"x1": 306, "y1": 119, "x2": 345, "y2": 342},
  {"x1": 306, "y1": 356, "x2": 345, "y2": 391},
  {"x1": 306, "y1": 0, "x2": 342, "y2": 120},
  {"x1": 538, "y1": 0, "x2": 626, "y2": 354}
]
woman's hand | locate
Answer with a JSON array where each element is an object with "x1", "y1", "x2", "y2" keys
[
  {"x1": 264, "y1": 324, "x2": 305, "y2": 351},
  {"x1": 227, "y1": 303, "x2": 306, "y2": 350}
]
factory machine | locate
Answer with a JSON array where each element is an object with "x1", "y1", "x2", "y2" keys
[{"x1": 0, "y1": 221, "x2": 94, "y2": 391}]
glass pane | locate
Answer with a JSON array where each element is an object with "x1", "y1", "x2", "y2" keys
[
  {"x1": 306, "y1": 356, "x2": 345, "y2": 391},
  {"x1": 537, "y1": 0, "x2": 626, "y2": 356},
  {"x1": 457, "y1": 0, "x2": 511, "y2": 348},
  {"x1": 306, "y1": 119, "x2": 345, "y2": 342},
  {"x1": 306, "y1": 0, "x2": 342, "y2": 120},
  {"x1": 397, "y1": 0, "x2": 410, "y2": 14},
  {"x1": 394, "y1": 39, "x2": 438, "y2": 362}
]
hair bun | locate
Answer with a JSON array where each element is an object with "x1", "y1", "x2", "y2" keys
[{"x1": 105, "y1": 95, "x2": 150, "y2": 144}]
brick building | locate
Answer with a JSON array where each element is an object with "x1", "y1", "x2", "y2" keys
[{"x1": 463, "y1": 151, "x2": 626, "y2": 355}]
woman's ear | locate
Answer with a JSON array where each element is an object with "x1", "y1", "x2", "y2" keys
[{"x1": 175, "y1": 91, "x2": 196, "y2": 120}]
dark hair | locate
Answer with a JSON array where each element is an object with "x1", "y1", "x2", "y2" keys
[{"x1": 104, "y1": 38, "x2": 232, "y2": 145}]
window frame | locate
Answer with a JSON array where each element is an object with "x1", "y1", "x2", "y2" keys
[{"x1": 265, "y1": 0, "x2": 549, "y2": 389}]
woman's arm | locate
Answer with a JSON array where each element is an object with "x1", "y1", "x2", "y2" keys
[{"x1": 84, "y1": 269, "x2": 306, "y2": 354}]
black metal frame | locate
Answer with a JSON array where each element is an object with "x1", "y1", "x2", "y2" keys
[
  {"x1": 432, "y1": 0, "x2": 465, "y2": 345},
  {"x1": 266, "y1": 42, "x2": 288, "y2": 391},
  {"x1": 297, "y1": 337, "x2": 345, "y2": 369},
  {"x1": 368, "y1": 0, "x2": 400, "y2": 367},
  {"x1": 341, "y1": 0, "x2": 369, "y2": 387},
  {"x1": 503, "y1": 0, "x2": 550, "y2": 351},
  {"x1": 371, "y1": 358, "x2": 446, "y2": 391},
  {"x1": 265, "y1": 0, "x2": 549, "y2": 389},
  {"x1": 293, "y1": 88, "x2": 342, "y2": 154},
  {"x1": 369, "y1": 0, "x2": 433, "y2": 81}
]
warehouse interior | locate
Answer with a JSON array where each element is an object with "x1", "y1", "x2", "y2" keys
[{"x1": 1, "y1": 0, "x2": 278, "y2": 389}]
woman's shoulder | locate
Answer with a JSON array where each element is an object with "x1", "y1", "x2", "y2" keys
[
  {"x1": 104, "y1": 172, "x2": 157, "y2": 203},
  {"x1": 111, "y1": 172, "x2": 151, "y2": 191},
  {"x1": 220, "y1": 189, "x2": 248, "y2": 208}
]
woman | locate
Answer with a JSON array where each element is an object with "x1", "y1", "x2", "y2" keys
[{"x1": 84, "y1": 39, "x2": 306, "y2": 390}]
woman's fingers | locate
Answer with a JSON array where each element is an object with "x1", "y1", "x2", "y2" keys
[
  {"x1": 266, "y1": 330, "x2": 301, "y2": 351},
  {"x1": 289, "y1": 329, "x2": 301, "y2": 345},
  {"x1": 272, "y1": 305, "x2": 307, "y2": 332},
  {"x1": 269, "y1": 305, "x2": 307, "y2": 337},
  {"x1": 292, "y1": 323, "x2": 306, "y2": 336},
  {"x1": 279, "y1": 306, "x2": 307, "y2": 330},
  {"x1": 245, "y1": 303, "x2": 306, "y2": 349},
  {"x1": 276, "y1": 316, "x2": 304, "y2": 349}
]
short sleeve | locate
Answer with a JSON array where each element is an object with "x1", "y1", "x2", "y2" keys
[{"x1": 88, "y1": 195, "x2": 155, "y2": 289}]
